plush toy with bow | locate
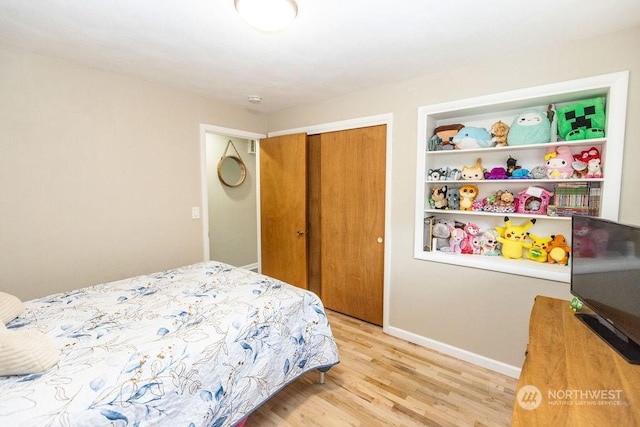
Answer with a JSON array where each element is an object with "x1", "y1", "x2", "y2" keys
[{"x1": 545, "y1": 146, "x2": 575, "y2": 179}]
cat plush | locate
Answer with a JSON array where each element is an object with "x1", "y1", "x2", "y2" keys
[{"x1": 461, "y1": 158, "x2": 485, "y2": 180}]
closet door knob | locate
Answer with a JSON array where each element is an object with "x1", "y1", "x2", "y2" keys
[
  {"x1": 377, "y1": 237, "x2": 383, "y2": 243},
  {"x1": 296, "y1": 230, "x2": 305, "y2": 236}
]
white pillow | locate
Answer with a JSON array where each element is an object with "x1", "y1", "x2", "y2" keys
[
  {"x1": 0, "y1": 329, "x2": 59, "y2": 376},
  {"x1": 0, "y1": 292, "x2": 24, "y2": 324}
]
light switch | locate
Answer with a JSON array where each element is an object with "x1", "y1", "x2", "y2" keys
[{"x1": 191, "y1": 207, "x2": 200, "y2": 219}]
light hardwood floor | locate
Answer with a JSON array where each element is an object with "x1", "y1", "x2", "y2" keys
[{"x1": 247, "y1": 310, "x2": 517, "y2": 426}]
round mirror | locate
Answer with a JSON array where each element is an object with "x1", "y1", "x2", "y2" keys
[{"x1": 217, "y1": 155, "x2": 247, "y2": 187}]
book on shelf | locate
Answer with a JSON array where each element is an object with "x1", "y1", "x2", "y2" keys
[{"x1": 551, "y1": 182, "x2": 601, "y2": 217}]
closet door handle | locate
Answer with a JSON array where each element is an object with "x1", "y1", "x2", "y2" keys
[{"x1": 296, "y1": 230, "x2": 305, "y2": 236}]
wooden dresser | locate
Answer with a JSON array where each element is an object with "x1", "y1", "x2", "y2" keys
[{"x1": 512, "y1": 296, "x2": 640, "y2": 426}]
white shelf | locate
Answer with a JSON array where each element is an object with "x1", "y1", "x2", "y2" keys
[
  {"x1": 415, "y1": 250, "x2": 570, "y2": 283},
  {"x1": 425, "y1": 138, "x2": 606, "y2": 157},
  {"x1": 424, "y1": 178, "x2": 605, "y2": 185},
  {"x1": 424, "y1": 209, "x2": 572, "y2": 221},
  {"x1": 414, "y1": 72, "x2": 629, "y2": 282}
]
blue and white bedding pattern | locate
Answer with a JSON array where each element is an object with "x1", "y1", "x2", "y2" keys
[{"x1": 0, "y1": 262, "x2": 339, "y2": 426}]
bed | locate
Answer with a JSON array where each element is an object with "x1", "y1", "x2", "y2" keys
[{"x1": 0, "y1": 261, "x2": 340, "y2": 426}]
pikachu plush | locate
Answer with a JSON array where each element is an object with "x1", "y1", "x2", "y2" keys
[{"x1": 496, "y1": 217, "x2": 536, "y2": 260}]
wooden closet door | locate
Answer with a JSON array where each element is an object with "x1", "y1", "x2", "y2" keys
[
  {"x1": 320, "y1": 125, "x2": 386, "y2": 325},
  {"x1": 259, "y1": 133, "x2": 308, "y2": 289}
]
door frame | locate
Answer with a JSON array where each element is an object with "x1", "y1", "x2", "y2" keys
[
  {"x1": 199, "y1": 123, "x2": 266, "y2": 265},
  {"x1": 266, "y1": 113, "x2": 393, "y2": 331}
]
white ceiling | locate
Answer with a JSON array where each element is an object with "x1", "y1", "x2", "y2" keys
[{"x1": 1, "y1": 0, "x2": 639, "y2": 113}]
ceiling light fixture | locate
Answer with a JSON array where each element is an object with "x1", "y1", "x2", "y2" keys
[
  {"x1": 248, "y1": 95, "x2": 262, "y2": 103},
  {"x1": 234, "y1": 0, "x2": 298, "y2": 32}
]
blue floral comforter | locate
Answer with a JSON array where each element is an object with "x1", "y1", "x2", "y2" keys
[{"x1": 0, "y1": 262, "x2": 339, "y2": 426}]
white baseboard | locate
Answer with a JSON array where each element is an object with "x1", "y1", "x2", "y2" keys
[
  {"x1": 385, "y1": 325, "x2": 521, "y2": 379},
  {"x1": 240, "y1": 262, "x2": 259, "y2": 272}
]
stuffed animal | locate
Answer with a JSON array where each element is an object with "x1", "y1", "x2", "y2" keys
[
  {"x1": 428, "y1": 168, "x2": 446, "y2": 181},
  {"x1": 461, "y1": 223, "x2": 481, "y2": 255},
  {"x1": 431, "y1": 186, "x2": 448, "y2": 209},
  {"x1": 432, "y1": 218, "x2": 453, "y2": 251},
  {"x1": 547, "y1": 234, "x2": 571, "y2": 265},
  {"x1": 429, "y1": 124, "x2": 465, "y2": 150},
  {"x1": 471, "y1": 198, "x2": 486, "y2": 212},
  {"x1": 491, "y1": 121, "x2": 510, "y2": 147},
  {"x1": 483, "y1": 190, "x2": 515, "y2": 213},
  {"x1": 451, "y1": 127, "x2": 494, "y2": 150},
  {"x1": 586, "y1": 157, "x2": 602, "y2": 178},
  {"x1": 557, "y1": 97, "x2": 606, "y2": 141},
  {"x1": 461, "y1": 158, "x2": 485, "y2": 180},
  {"x1": 529, "y1": 165, "x2": 547, "y2": 179},
  {"x1": 505, "y1": 156, "x2": 520, "y2": 176},
  {"x1": 446, "y1": 187, "x2": 460, "y2": 210},
  {"x1": 445, "y1": 167, "x2": 462, "y2": 180},
  {"x1": 480, "y1": 230, "x2": 501, "y2": 256},
  {"x1": 459, "y1": 184, "x2": 479, "y2": 211},
  {"x1": 526, "y1": 233, "x2": 553, "y2": 262},
  {"x1": 572, "y1": 147, "x2": 603, "y2": 178},
  {"x1": 470, "y1": 233, "x2": 483, "y2": 255},
  {"x1": 545, "y1": 146, "x2": 575, "y2": 179},
  {"x1": 496, "y1": 217, "x2": 536, "y2": 260},
  {"x1": 449, "y1": 228, "x2": 467, "y2": 254},
  {"x1": 510, "y1": 168, "x2": 530, "y2": 179},
  {"x1": 507, "y1": 110, "x2": 551, "y2": 145},
  {"x1": 485, "y1": 167, "x2": 508, "y2": 180},
  {"x1": 497, "y1": 191, "x2": 515, "y2": 207}
]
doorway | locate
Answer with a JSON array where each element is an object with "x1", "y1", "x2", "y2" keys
[{"x1": 199, "y1": 124, "x2": 265, "y2": 270}]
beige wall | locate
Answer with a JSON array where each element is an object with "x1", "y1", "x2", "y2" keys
[
  {"x1": 267, "y1": 26, "x2": 640, "y2": 369},
  {"x1": 206, "y1": 134, "x2": 257, "y2": 267},
  {"x1": 0, "y1": 47, "x2": 266, "y2": 301}
]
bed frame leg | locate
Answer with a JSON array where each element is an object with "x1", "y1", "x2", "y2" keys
[{"x1": 319, "y1": 371, "x2": 325, "y2": 384}]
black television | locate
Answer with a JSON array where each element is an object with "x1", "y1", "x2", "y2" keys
[{"x1": 571, "y1": 215, "x2": 640, "y2": 364}]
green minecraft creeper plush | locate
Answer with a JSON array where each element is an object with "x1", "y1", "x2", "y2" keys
[{"x1": 557, "y1": 97, "x2": 606, "y2": 141}]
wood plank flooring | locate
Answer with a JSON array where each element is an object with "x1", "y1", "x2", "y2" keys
[{"x1": 247, "y1": 310, "x2": 517, "y2": 426}]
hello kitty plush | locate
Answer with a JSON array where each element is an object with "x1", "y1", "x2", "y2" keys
[{"x1": 545, "y1": 146, "x2": 575, "y2": 179}]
